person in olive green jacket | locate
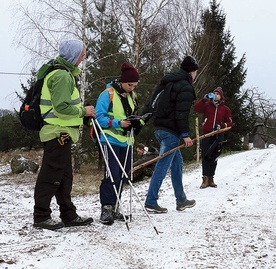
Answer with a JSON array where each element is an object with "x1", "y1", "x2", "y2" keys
[
  {"x1": 132, "y1": 143, "x2": 159, "y2": 182},
  {"x1": 33, "y1": 39, "x2": 95, "y2": 230}
]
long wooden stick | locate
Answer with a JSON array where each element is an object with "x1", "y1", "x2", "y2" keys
[{"x1": 131, "y1": 126, "x2": 231, "y2": 172}]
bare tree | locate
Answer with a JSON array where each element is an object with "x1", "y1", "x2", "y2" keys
[
  {"x1": 111, "y1": 0, "x2": 170, "y2": 67},
  {"x1": 13, "y1": 0, "x2": 211, "y2": 169},
  {"x1": 245, "y1": 87, "x2": 276, "y2": 147},
  {"x1": 14, "y1": 0, "x2": 94, "y2": 172},
  {"x1": 166, "y1": 0, "x2": 203, "y2": 56},
  {"x1": 15, "y1": 1, "x2": 86, "y2": 64}
]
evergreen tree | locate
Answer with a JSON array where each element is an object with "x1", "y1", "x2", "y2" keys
[
  {"x1": 16, "y1": 76, "x2": 42, "y2": 150},
  {"x1": 0, "y1": 112, "x2": 40, "y2": 151},
  {"x1": 81, "y1": 1, "x2": 128, "y2": 167},
  {"x1": 86, "y1": 1, "x2": 127, "y2": 106},
  {"x1": 193, "y1": 0, "x2": 251, "y2": 150}
]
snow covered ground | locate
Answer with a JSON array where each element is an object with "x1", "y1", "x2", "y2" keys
[{"x1": 0, "y1": 147, "x2": 275, "y2": 269}]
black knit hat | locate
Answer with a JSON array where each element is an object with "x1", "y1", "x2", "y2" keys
[{"x1": 180, "y1": 56, "x2": 199, "y2": 72}]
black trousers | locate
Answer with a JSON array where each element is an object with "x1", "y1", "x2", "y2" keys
[
  {"x1": 33, "y1": 138, "x2": 78, "y2": 223},
  {"x1": 100, "y1": 144, "x2": 131, "y2": 206},
  {"x1": 201, "y1": 135, "x2": 223, "y2": 177}
]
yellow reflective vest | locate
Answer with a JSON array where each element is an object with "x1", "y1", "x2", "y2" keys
[
  {"x1": 103, "y1": 88, "x2": 135, "y2": 143},
  {"x1": 40, "y1": 70, "x2": 83, "y2": 127}
]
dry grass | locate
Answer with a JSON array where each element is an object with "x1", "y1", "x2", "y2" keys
[
  {"x1": 72, "y1": 164, "x2": 103, "y2": 196},
  {"x1": 0, "y1": 149, "x2": 44, "y2": 164},
  {"x1": 0, "y1": 149, "x2": 103, "y2": 197},
  {"x1": 0, "y1": 149, "x2": 207, "y2": 197}
]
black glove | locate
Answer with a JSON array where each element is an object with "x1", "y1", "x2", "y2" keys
[
  {"x1": 130, "y1": 119, "x2": 141, "y2": 129},
  {"x1": 124, "y1": 115, "x2": 144, "y2": 135},
  {"x1": 125, "y1": 115, "x2": 141, "y2": 128},
  {"x1": 134, "y1": 123, "x2": 142, "y2": 135},
  {"x1": 122, "y1": 123, "x2": 142, "y2": 135},
  {"x1": 83, "y1": 117, "x2": 92, "y2": 127}
]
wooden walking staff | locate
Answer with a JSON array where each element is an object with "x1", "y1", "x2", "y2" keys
[{"x1": 131, "y1": 126, "x2": 232, "y2": 173}]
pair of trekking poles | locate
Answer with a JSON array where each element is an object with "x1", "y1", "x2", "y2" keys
[
  {"x1": 91, "y1": 117, "x2": 159, "y2": 235},
  {"x1": 92, "y1": 116, "x2": 231, "y2": 235}
]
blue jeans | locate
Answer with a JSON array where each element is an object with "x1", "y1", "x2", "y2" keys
[{"x1": 145, "y1": 129, "x2": 187, "y2": 207}]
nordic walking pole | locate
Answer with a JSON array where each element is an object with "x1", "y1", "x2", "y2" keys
[
  {"x1": 93, "y1": 119, "x2": 129, "y2": 178},
  {"x1": 126, "y1": 178, "x2": 159, "y2": 235},
  {"x1": 94, "y1": 118, "x2": 159, "y2": 235},
  {"x1": 92, "y1": 119, "x2": 130, "y2": 230},
  {"x1": 115, "y1": 128, "x2": 133, "y2": 216},
  {"x1": 129, "y1": 130, "x2": 134, "y2": 222},
  {"x1": 132, "y1": 126, "x2": 232, "y2": 173}
]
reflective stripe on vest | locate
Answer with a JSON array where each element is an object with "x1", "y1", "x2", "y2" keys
[
  {"x1": 40, "y1": 70, "x2": 83, "y2": 127},
  {"x1": 103, "y1": 88, "x2": 135, "y2": 143}
]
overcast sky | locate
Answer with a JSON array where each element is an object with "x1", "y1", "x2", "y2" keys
[
  {"x1": 0, "y1": 0, "x2": 275, "y2": 111},
  {"x1": 218, "y1": 0, "x2": 276, "y2": 99}
]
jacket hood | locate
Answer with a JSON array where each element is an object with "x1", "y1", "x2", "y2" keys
[
  {"x1": 36, "y1": 57, "x2": 81, "y2": 80},
  {"x1": 161, "y1": 69, "x2": 192, "y2": 85},
  {"x1": 213, "y1": 87, "x2": 225, "y2": 102},
  {"x1": 213, "y1": 87, "x2": 225, "y2": 105}
]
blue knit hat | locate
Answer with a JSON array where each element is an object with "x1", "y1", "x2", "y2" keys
[{"x1": 59, "y1": 39, "x2": 84, "y2": 65}]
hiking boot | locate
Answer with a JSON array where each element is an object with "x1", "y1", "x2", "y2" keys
[
  {"x1": 208, "y1": 176, "x2": 217, "y2": 188},
  {"x1": 145, "y1": 204, "x2": 168, "y2": 214},
  {"x1": 100, "y1": 205, "x2": 114, "y2": 225},
  {"x1": 176, "y1": 199, "x2": 196, "y2": 211},
  {"x1": 64, "y1": 216, "x2": 93, "y2": 227},
  {"x1": 200, "y1": 176, "x2": 209, "y2": 189},
  {"x1": 33, "y1": 219, "x2": 65, "y2": 230},
  {"x1": 112, "y1": 206, "x2": 129, "y2": 222}
]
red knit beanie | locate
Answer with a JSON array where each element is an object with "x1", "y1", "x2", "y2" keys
[{"x1": 119, "y1": 63, "x2": 140, "y2": 82}]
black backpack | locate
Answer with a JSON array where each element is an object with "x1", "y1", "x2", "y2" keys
[
  {"x1": 143, "y1": 82, "x2": 174, "y2": 119},
  {"x1": 19, "y1": 64, "x2": 65, "y2": 131}
]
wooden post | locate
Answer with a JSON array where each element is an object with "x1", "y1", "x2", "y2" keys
[{"x1": 195, "y1": 117, "x2": 200, "y2": 163}]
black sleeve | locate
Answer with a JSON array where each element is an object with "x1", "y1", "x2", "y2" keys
[{"x1": 174, "y1": 85, "x2": 195, "y2": 134}]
